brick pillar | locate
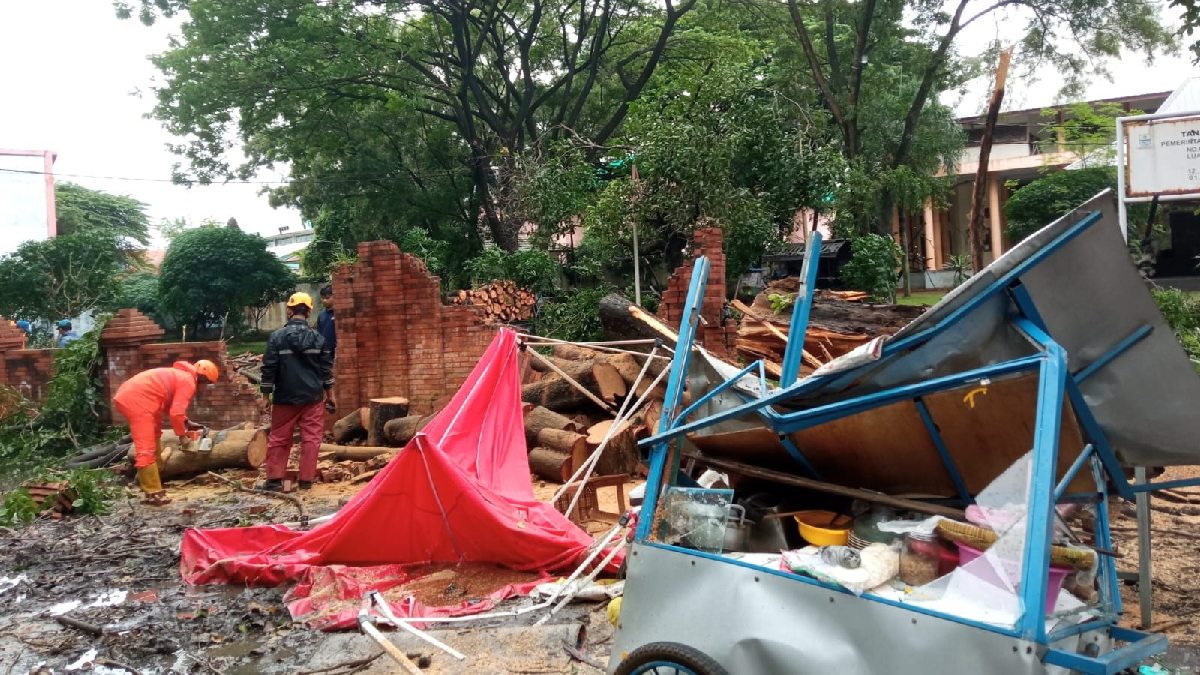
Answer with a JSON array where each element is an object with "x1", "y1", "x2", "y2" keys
[{"x1": 100, "y1": 309, "x2": 166, "y2": 423}]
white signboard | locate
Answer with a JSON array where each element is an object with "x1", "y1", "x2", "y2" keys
[{"x1": 1126, "y1": 114, "x2": 1200, "y2": 198}]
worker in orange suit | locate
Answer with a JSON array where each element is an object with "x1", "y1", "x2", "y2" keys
[{"x1": 112, "y1": 360, "x2": 219, "y2": 506}]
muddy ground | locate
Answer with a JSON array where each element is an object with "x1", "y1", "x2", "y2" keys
[
  {"x1": 0, "y1": 476, "x2": 616, "y2": 675},
  {"x1": 2, "y1": 464, "x2": 1199, "y2": 674}
]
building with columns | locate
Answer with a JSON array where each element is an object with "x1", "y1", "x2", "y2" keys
[{"x1": 909, "y1": 90, "x2": 1170, "y2": 287}]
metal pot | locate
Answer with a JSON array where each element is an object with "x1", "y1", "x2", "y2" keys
[{"x1": 722, "y1": 505, "x2": 753, "y2": 552}]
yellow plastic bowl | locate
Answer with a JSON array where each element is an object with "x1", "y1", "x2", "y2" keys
[{"x1": 794, "y1": 510, "x2": 852, "y2": 547}]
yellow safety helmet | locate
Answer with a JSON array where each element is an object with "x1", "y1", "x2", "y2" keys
[{"x1": 286, "y1": 292, "x2": 313, "y2": 309}]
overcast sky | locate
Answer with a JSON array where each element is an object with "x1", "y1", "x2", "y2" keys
[{"x1": 0, "y1": 1, "x2": 1197, "y2": 248}]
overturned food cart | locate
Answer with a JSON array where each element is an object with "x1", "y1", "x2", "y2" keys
[{"x1": 609, "y1": 192, "x2": 1200, "y2": 675}]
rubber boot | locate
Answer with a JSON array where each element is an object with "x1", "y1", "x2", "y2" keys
[
  {"x1": 137, "y1": 464, "x2": 171, "y2": 506},
  {"x1": 154, "y1": 437, "x2": 166, "y2": 468}
]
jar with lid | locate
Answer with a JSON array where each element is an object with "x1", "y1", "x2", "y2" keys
[{"x1": 898, "y1": 532, "x2": 955, "y2": 586}]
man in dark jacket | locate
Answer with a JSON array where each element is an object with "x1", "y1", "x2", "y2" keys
[
  {"x1": 260, "y1": 292, "x2": 336, "y2": 491},
  {"x1": 316, "y1": 285, "x2": 336, "y2": 360}
]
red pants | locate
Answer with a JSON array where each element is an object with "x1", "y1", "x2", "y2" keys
[
  {"x1": 114, "y1": 398, "x2": 162, "y2": 469},
  {"x1": 266, "y1": 403, "x2": 324, "y2": 482}
]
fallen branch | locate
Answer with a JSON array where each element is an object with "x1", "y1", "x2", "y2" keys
[
  {"x1": 205, "y1": 472, "x2": 307, "y2": 526},
  {"x1": 1147, "y1": 617, "x2": 1190, "y2": 633},
  {"x1": 563, "y1": 641, "x2": 605, "y2": 670},
  {"x1": 297, "y1": 653, "x2": 383, "y2": 675},
  {"x1": 54, "y1": 615, "x2": 105, "y2": 635}
]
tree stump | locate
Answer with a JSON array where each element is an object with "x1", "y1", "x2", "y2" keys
[{"x1": 367, "y1": 397, "x2": 410, "y2": 447}]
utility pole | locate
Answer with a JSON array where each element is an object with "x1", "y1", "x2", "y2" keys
[
  {"x1": 967, "y1": 47, "x2": 1014, "y2": 274},
  {"x1": 631, "y1": 163, "x2": 642, "y2": 307}
]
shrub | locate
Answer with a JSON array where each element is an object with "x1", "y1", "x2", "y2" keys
[{"x1": 841, "y1": 235, "x2": 902, "y2": 303}]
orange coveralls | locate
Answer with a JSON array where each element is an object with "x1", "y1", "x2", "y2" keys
[{"x1": 112, "y1": 361, "x2": 199, "y2": 469}]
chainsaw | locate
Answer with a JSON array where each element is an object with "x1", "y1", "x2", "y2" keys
[{"x1": 184, "y1": 426, "x2": 213, "y2": 453}]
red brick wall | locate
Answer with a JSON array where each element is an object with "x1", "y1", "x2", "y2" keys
[
  {"x1": 333, "y1": 241, "x2": 496, "y2": 415},
  {"x1": 0, "y1": 310, "x2": 259, "y2": 431},
  {"x1": 656, "y1": 228, "x2": 735, "y2": 357},
  {"x1": 0, "y1": 350, "x2": 56, "y2": 403},
  {"x1": 105, "y1": 342, "x2": 260, "y2": 429}
]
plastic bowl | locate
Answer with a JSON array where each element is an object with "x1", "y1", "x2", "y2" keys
[
  {"x1": 794, "y1": 510, "x2": 852, "y2": 547},
  {"x1": 957, "y1": 543, "x2": 1070, "y2": 615}
]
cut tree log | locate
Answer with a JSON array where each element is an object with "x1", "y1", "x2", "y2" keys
[
  {"x1": 521, "y1": 357, "x2": 610, "y2": 412},
  {"x1": 332, "y1": 408, "x2": 370, "y2": 444},
  {"x1": 318, "y1": 444, "x2": 395, "y2": 462},
  {"x1": 536, "y1": 428, "x2": 587, "y2": 459},
  {"x1": 383, "y1": 414, "x2": 436, "y2": 446},
  {"x1": 529, "y1": 448, "x2": 573, "y2": 483},
  {"x1": 551, "y1": 344, "x2": 602, "y2": 361},
  {"x1": 128, "y1": 428, "x2": 268, "y2": 479},
  {"x1": 523, "y1": 406, "x2": 583, "y2": 445},
  {"x1": 586, "y1": 419, "x2": 642, "y2": 476},
  {"x1": 592, "y1": 361, "x2": 627, "y2": 403},
  {"x1": 367, "y1": 397, "x2": 410, "y2": 447}
]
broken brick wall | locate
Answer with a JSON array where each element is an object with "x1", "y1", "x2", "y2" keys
[
  {"x1": 0, "y1": 309, "x2": 260, "y2": 430},
  {"x1": 656, "y1": 227, "x2": 736, "y2": 356},
  {"x1": 333, "y1": 241, "x2": 496, "y2": 416}
]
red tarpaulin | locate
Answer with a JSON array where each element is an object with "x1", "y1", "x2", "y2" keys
[{"x1": 180, "y1": 329, "x2": 603, "y2": 626}]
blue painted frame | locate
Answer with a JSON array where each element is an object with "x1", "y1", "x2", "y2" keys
[
  {"x1": 780, "y1": 231, "x2": 822, "y2": 388},
  {"x1": 626, "y1": 206, "x2": 1168, "y2": 669}
]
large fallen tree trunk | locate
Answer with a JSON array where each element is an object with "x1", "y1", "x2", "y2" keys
[
  {"x1": 598, "y1": 293, "x2": 679, "y2": 347},
  {"x1": 523, "y1": 406, "x2": 583, "y2": 446},
  {"x1": 127, "y1": 428, "x2": 268, "y2": 478}
]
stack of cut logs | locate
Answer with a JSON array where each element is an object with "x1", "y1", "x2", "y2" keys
[
  {"x1": 519, "y1": 343, "x2": 668, "y2": 483},
  {"x1": 450, "y1": 280, "x2": 537, "y2": 324},
  {"x1": 733, "y1": 281, "x2": 927, "y2": 381}
]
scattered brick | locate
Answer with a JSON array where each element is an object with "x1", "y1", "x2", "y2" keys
[{"x1": 247, "y1": 505, "x2": 269, "y2": 515}]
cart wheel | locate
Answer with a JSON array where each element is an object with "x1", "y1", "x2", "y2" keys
[{"x1": 614, "y1": 642, "x2": 729, "y2": 675}]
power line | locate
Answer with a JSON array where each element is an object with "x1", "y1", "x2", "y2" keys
[{"x1": 0, "y1": 165, "x2": 470, "y2": 185}]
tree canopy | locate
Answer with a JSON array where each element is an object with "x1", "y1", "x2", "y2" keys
[
  {"x1": 0, "y1": 184, "x2": 152, "y2": 321},
  {"x1": 158, "y1": 227, "x2": 295, "y2": 332}
]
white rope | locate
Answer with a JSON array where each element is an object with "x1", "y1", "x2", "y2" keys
[
  {"x1": 370, "y1": 592, "x2": 466, "y2": 660},
  {"x1": 537, "y1": 538, "x2": 629, "y2": 625},
  {"x1": 549, "y1": 345, "x2": 662, "y2": 504},
  {"x1": 542, "y1": 521, "x2": 625, "y2": 606},
  {"x1": 558, "y1": 361, "x2": 670, "y2": 519},
  {"x1": 519, "y1": 339, "x2": 673, "y2": 361}
]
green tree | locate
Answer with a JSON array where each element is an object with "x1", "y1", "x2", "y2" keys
[
  {"x1": 55, "y1": 183, "x2": 151, "y2": 264},
  {"x1": 779, "y1": 0, "x2": 1175, "y2": 234},
  {"x1": 158, "y1": 228, "x2": 294, "y2": 333},
  {"x1": 1003, "y1": 167, "x2": 1118, "y2": 243},
  {"x1": 108, "y1": 271, "x2": 167, "y2": 325},
  {"x1": 0, "y1": 231, "x2": 126, "y2": 321},
  {"x1": 519, "y1": 51, "x2": 843, "y2": 286},
  {"x1": 121, "y1": 0, "x2": 701, "y2": 254}
]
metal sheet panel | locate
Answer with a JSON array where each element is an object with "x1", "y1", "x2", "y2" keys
[{"x1": 610, "y1": 543, "x2": 1058, "y2": 675}]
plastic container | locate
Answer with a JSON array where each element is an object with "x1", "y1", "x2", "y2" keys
[
  {"x1": 900, "y1": 533, "x2": 958, "y2": 586},
  {"x1": 957, "y1": 544, "x2": 1070, "y2": 615},
  {"x1": 794, "y1": 511, "x2": 851, "y2": 547},
  {"x1": 852, "y1": 512, "x2": 901, "y2": 546}
]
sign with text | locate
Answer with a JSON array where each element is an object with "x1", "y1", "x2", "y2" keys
[{"x1": 1126, "y1": 114, "x2": 1200, "y2": 197}]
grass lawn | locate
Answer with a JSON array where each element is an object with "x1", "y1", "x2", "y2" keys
[
  {"x1": 226, "y1": 339, "x2": 268, "y2": 355},
  {"x1": 895, "y1": 291, "x2": 947, "y2": 307}
]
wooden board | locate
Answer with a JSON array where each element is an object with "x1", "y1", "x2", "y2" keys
[{"x1": 688, "y1": 374, "x2": 1090, "y2": 498}]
